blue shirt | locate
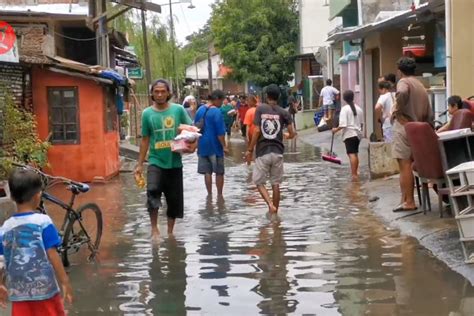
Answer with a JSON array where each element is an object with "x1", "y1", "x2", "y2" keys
[
  {"x1": 0, "y1": 212, "x2": 61, "y2": 302},
  {"x1": 194, "y1": 105, "x2": 226, "y2": 157}
]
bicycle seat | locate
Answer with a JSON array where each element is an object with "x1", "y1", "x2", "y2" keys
[{"x1": 70, "y1": 183, "x2": 90, "y2": 193}]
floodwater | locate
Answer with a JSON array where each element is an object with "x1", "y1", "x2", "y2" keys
[{"x1": 37, "y1": 139, "x2": 474, "y2": 315}]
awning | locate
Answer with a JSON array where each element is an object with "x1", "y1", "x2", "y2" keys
[
  {"x1": 46, "y1": 55, "x2": 128, "y2": 87},
  {"x1": 327, "y1": 0, "x2": 444, "y2": 43}
]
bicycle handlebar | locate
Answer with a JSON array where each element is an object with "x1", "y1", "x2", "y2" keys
[{"x1": 10, "y1": 162, "x2": 88, "y2": 190}]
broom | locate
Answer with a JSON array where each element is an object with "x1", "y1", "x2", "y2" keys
[{"x1": 322, "y1": 132, "x2": 342, "y2": 164}]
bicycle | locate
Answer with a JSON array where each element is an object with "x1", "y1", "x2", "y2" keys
[{"x1": 12, "y1": 163, "x2": 103, "y2": 267}]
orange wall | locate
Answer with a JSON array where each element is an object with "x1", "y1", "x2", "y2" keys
[{"x1": 33, "y1": 67, "x2": 119, "y2": 182}]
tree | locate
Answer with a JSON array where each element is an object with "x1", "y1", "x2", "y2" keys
[
  {"x1": 211, "y1": 0, "x2": 298, "y2": 87},
  {"x1": 114, "y1": 11, "x2": 183, "y2": 94},
  {"x1": 181, "y1": 22, "x2": 212, "y2": 67}
]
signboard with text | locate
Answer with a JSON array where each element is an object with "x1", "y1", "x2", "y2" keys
[{"x1": 127, "y1": 67, "x2": 143, "y2": 79}]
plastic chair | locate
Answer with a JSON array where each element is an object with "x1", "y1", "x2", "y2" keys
[
  {"x1": 463, "y1": 97, "x2": 474, "y2": 115},
  {"x1": 450, "y1": 109, "x2": 474, "y2": 130},
  {"x1": 405, "y1": 122, "x2": 449, "y2": 217}
]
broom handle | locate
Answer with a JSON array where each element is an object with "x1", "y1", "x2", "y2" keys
[{"x1": 329, "y1": 132, "x2": 335, "y2": 154}]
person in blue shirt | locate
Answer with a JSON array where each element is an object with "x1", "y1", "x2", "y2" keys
[
  {"x1": 0, "y1": 169, "x2": 73, "y2": 315},
  {"x1": 194, "y1": 89, "x2": 228, "y2": 196}
]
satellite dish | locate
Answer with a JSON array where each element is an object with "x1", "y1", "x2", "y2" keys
[{"x1": 314, "y1": 47, "x2": 328, "y2": 67}]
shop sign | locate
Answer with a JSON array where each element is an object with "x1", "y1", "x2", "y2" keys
[
  {"x1": 127, "y1": 67, "x2": 143, "y2": 79},
  {"x1": 0, "y1": 21, "x2": 19, "y2": 63}
]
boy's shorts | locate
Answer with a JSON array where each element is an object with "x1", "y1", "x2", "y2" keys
[
  {"x1": 253, "y1": 153, "x2": 284, "y2": 185},
  {"x1": 12, "y1": 293, "x2": 65, "y2": 316},
  {"x1": 146, "y1": 165, "x2": 184, "y2": 219}
]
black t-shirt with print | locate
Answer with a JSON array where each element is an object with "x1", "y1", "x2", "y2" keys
[{"x1": 253, "y1": 103, "x2": 293, "y2": 158}]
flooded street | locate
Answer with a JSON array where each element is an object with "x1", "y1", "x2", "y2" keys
[{"x1": 55, "y1": 139, "x2": 473, "y2": 315}]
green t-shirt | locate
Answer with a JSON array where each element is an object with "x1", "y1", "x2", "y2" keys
[
  {"x1": 220, "y1": 104, "x2": 235, "y2": 126},
  {"x1": 141, "y1": 103, "x2": 192, "y2": 169}
]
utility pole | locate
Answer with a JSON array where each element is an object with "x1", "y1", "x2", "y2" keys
[
  {"x1": 169, "y1": 0, "x2": 180, "y2": 100},
  {"x1": 208, "y1": 45, "x2": 213, "y2": 93},
  {"x1": 141, "y1": 9, "x2": 152, "y2": 91}
]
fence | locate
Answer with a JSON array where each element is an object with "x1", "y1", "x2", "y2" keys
[{"x1": 128, "y1": 93, "x2": 150, "y2": 145}]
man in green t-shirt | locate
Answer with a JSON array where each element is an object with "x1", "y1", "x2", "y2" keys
[{"x1": 135, "y1": 79, "x2": 192, "y2": 238}]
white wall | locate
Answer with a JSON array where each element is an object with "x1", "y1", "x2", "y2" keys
[
  {"x1": 185, "y1": 54, "x2": 222, "y2": 80},
  {"x1": 299, "y1": 0, "x2": 332, "y2": 54}
]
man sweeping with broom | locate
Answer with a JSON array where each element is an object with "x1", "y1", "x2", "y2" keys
[{"x1": 245, "y1": 84, "x2": 296, "y2": 215}]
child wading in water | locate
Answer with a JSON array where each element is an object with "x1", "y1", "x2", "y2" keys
[
  {"x1": 332, "y1": 90, "x2": 364, "y2": 181},
  {"x1": 0, "y1": 169, "x2": 73, "y2": 315}
]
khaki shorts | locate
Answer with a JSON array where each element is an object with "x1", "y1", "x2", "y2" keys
[
  {"x1": 253, "y1": 153, "x2": 284, "y2": 185},
  {"x1": 392, "y1": 120, "x2": 411, "y2": 160}
]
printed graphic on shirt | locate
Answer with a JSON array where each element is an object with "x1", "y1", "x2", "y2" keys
[
  {"x1": 261, "y1": 114, "x2": 281, "y2": 140},
  {"x1": 0, "y1": 216, "x2": 61, "y2": 301},
  {"x1": 151, "y1": 115, "x2": 175, "y2": 150}
]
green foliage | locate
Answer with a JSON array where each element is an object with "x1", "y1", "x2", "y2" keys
[
  {"x1": 182, "y1": 23, "x2": 212, "y2": 68},
  {"x1": 113, "y1": 11, "x2": 186, "y2": 94},
  {"x1": 120, "y1": 111, "x2": 129, "y2": 129},
  {"x1": 0, "y1": 93, "x2": 50, "y2": 179},
  {"x1": 210, "y1": 0, "x2": 298, "y2": 87}
]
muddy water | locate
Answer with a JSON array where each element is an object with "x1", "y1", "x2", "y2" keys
[{"x1": 57, "y1": 139, "x2": 473, "y2": 315}]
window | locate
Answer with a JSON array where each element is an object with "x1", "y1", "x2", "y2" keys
[
  {"x1": 104, "y1": 86, "x2": 118, "y2": 132},
  {"x1": 48, "y1": 87, "x2": 79, "y2": 144}
]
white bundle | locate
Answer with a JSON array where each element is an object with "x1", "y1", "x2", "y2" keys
[{"x1": 174, "y1": 130, "x2": 202, "y2": 142}]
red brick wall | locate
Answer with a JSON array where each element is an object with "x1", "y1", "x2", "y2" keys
[{"x1": 32, "y1": 67, "x2": 120, "y2": 182}]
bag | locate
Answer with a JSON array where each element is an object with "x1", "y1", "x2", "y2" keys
[{"x1": 194, "y1": 106, "x2": 211, "y2": 133}]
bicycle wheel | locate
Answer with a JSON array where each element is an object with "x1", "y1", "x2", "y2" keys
[{"x1": 62, "y1": 203, "x2": 103, "y2": 267}]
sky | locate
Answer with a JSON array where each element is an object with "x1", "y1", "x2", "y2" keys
[{"x1": 152, "y1": 0, "x2": 215, "y2": 45}]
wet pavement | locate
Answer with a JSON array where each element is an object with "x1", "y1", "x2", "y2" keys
[{"x1": 39, "y1": 139, "x2": 474, "y2": 315}]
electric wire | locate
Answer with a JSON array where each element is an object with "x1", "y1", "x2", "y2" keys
[{"x1": 53, "y1": 31, "x2": 106, "y2": 42}]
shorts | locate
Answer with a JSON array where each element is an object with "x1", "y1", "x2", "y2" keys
[
  {"x1": 253, "y1": 153, "x2": 284, "y2": 185},
  {"x1": 328, "y1": 103, "x2": 336, "y2": 110},
  {"x1": 146, "y1": 165, "x2": 184, "y2": 219},
  {"x1": 391, "y1": 120, "x2": 411, "y2": 160},
  {"x1": 344, "y1": 136, "x2": 360, "y2": 154},
  {"x1": 198, "y1": 155, "x2": 225, "y2": 175},
  {"x1": 12, "y1": 294, "x2": 65, "y2": 316}
]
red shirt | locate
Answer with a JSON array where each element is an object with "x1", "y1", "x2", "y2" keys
[{"x1": 238, "y1": 104, "x2": 249, "y2": 122}]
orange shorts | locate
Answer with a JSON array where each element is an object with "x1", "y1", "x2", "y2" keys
[{"x1": 12, "y1": 294, "x2": 65, "y2": 316}]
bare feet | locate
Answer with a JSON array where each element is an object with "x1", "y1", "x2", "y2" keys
[
  {"x1": 351, "y1": 175, "x2": 359, "y2": 182},
  {"x1": 268, "y1": 203, "x2": 277, "y2": 214},
  {"x1": 151, "y1": 229, "x2": 160, "y2": 243}
]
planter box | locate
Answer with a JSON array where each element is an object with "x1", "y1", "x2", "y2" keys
[{"x1": 368, "y1": 142, "x2": 399, "y2": 179}]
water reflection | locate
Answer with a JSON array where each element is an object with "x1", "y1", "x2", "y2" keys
[
  {"x1": 253, "y1": 220, "x2": 296, "y2": 314},
  {"x1": 149, "y1": 237, "x2": 187, "y2": 315},
  {"x1": 57, "y1": 140, "x2": 474, "y2": 316}
]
